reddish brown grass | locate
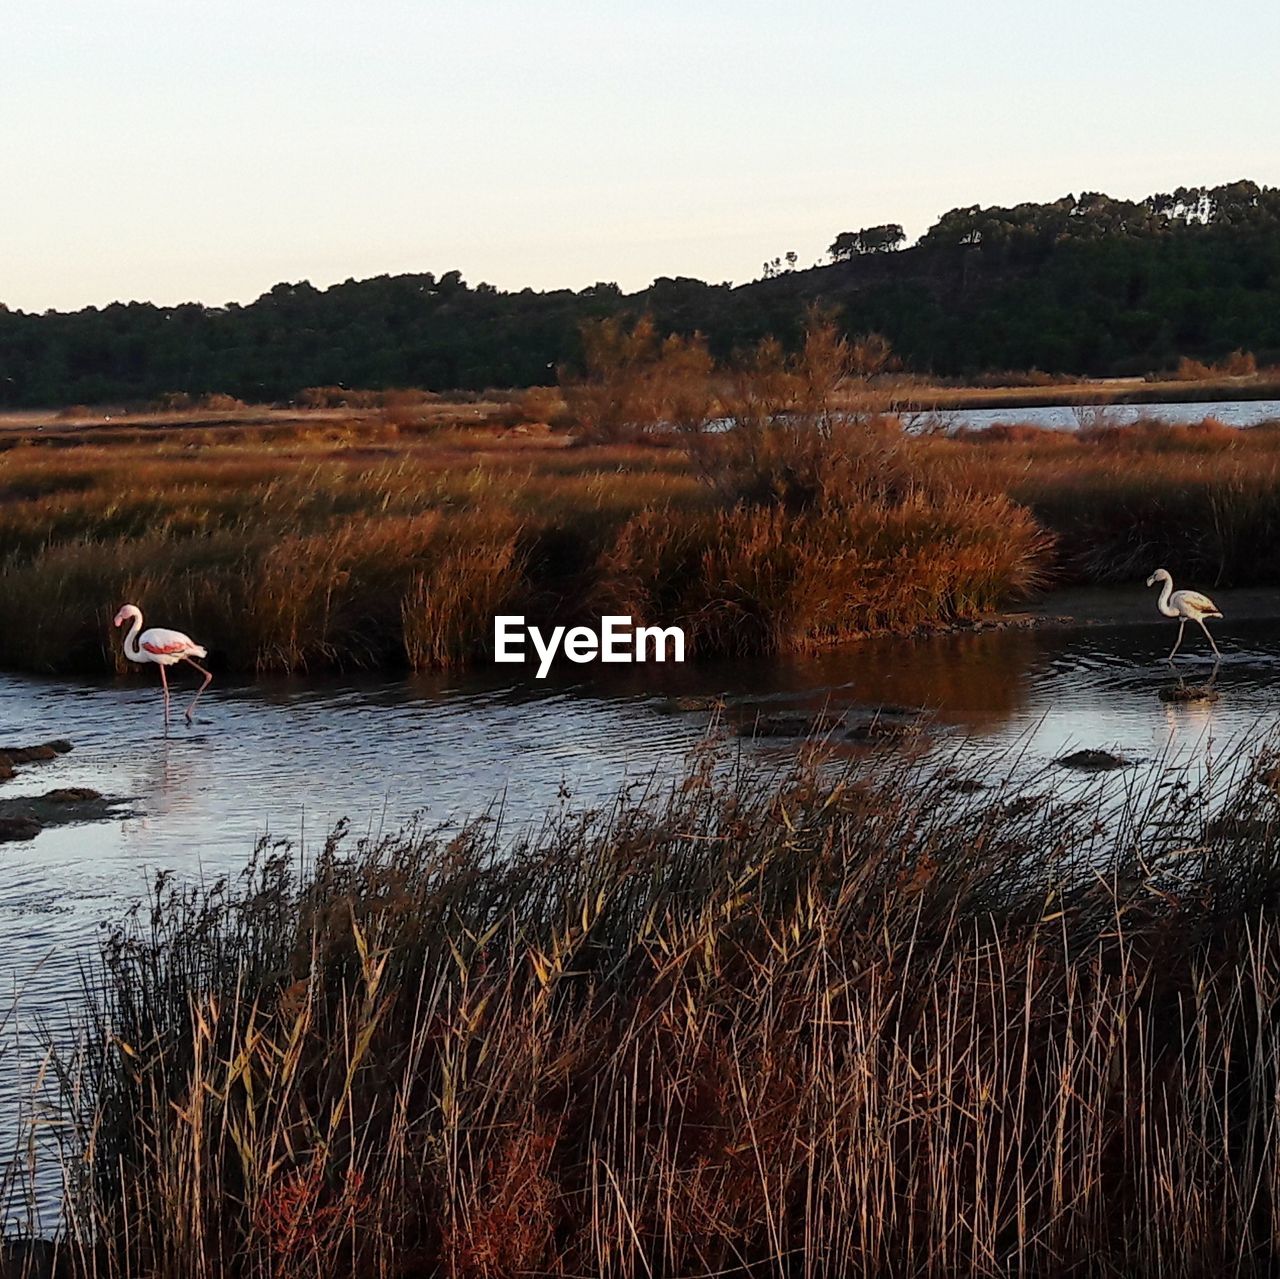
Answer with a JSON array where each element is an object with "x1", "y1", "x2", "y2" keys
[{"x1": 44, "y1": 740, "x2": 1280, "y2": 1278}]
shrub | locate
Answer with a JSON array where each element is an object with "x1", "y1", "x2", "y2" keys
[
  {"x1": 561, "y1": 318, "x2": 714, "y2": 441},
  {"x1": 199, "y1": 393, "x2": 249, "y2": 413},
  {"x1": 1175, "y1": 350, "x2": 1258, "y2": 380},
  {"x1": 493, "y1": 386, "x2": 573, "y2": 430},
  {"x1": 598, "y1": 486, "x2": 1046, "y2": 655}
]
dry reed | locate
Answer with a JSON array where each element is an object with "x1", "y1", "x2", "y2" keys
[{"x1": 27, "y1": 735, "x2": 1280, "y2": 1278}]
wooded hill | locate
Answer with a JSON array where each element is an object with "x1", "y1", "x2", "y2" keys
[{"x1": 3, "y1": 182, "x2": 1278, "y2": 405}]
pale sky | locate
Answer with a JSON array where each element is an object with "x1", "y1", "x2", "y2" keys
[{"x1": 3, "y1": 0, "x2": 1278, "y2": 313}]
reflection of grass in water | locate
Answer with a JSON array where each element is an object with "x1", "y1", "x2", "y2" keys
[{"x1": 31, "y1": 737, "x2": 1280, "y2": 1277}]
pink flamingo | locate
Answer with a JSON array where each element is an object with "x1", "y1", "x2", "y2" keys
[{"x1": 114, "y1": 604, "x2": 212, "y2": 724}]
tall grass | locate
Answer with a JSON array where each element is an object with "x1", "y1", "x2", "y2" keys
[
  {"x1": 0, "y1": 410, "x2": 1047, "y2": 676},
  {"x1": 598, "y1": 489, "x2": 1045, "y2": 655},
  {"x1": 0, "y1": 435, "x2": 695, "y2": 674},
  {"x1": 948, "y1": 418, "x2": 1280, "y2": 584},
  {"x1": 35, "y1": 738, "x2": 1280, "y2": 1277},
  {"x1": 401, "y1": 514, "x2": 526, "y2": 669},
  {"x1": 4, "y1": 376, "x2": 1280, "y2": 678}
]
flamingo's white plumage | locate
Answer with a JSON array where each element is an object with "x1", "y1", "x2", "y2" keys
[
  {"x1": 1146, "y1": 568, "x2": 1223, "y2": 661},
  {"x1": 114, "y1": 604, "x2": 212, "y2": 723}
]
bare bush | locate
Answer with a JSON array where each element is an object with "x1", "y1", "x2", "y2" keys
[{"x1": 561, "y1": 317, "x2": 714, "y2": 441}]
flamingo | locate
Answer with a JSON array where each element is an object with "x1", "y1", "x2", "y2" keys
[
  {"x1": 114, "y1": 604, "x2": 212, "y2": 723},
  {"x1": 1146, "y1": 568, "x2": 1223, "y2": 662}
]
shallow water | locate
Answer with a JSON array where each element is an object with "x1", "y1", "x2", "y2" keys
[
  {"x1": 3, "y1": 603, "x2": 1277, "y2": 1006},
  {"x1": 922, "y1": 398, "x2": 1280, "y2": 432},
  {"x1": 2, "y1": 594, "x2": 1279, "y2": 1224}
]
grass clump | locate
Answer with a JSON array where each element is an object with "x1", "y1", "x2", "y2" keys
[
  {"x1": 948, "y1": 418, "x2": 1280, "y2": 584},
  {"x1": 599, "y1": 487, "x2": 1045, "y2": 655},
  {"x1": 32, "y1": 740, "x2": 1280, "y2": 1277}
]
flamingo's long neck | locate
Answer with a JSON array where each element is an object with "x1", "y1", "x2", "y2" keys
[
  {"x1": 124, "y1": 613, "x2": 145, "y2": 661},
  {"x1": 1157, "y1": 578, "x2": 1177, "y2": 618}
]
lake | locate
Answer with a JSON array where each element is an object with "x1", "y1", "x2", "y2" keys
[{"x1": 916, "y1": 398, "x2": 1280, "y2": 432}]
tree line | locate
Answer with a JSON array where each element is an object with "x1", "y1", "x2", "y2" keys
[{"x1": 1, "y1": 181, "x2": 1278, "y2": 406}]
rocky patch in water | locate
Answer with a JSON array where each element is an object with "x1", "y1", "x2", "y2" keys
[
  {"x1": 740, "y1": 712, "x2": 846, "y2": 738},
  {"x1": 946, "y1": 775, "x2": 990, "y2": 793},
  {"x1": 0, "y1": 787, "x2": 135, "y2": 843},
  {"x1": 998, "y1": 793, "x2": 1049, "y2": 819},
  {"x1": 845, "y1": 715, "x2": 924, "y2": 745},
  {"x1": 656, "y1": 694, "x2": 726, "y2": 714},
  {"x1": 0, "y1": 739, "x2": 73, "y2": 781},
  {"x1": 1055, "y1": 748, "x2": 1131, "y2": 772},
  {"x1": 735, "y1": 705, "x2": 927, "y2": 743}
]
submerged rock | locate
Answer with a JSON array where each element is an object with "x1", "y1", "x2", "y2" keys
[
  {"x1": 0, "y1": 739, "x2": 72, "y2": 760},
  {"x1": 740, "y1": 712, "x2": 845, "y2": 738},
  {"x1": 0, "y1": 816, "x2": 42, "y2": 842},
  {"x1": 42, "y1": 787, "x2": 103, "y2": 803},
  {"x1": 658, "y1": 694, "x2": 726, "y2": 714},
  {"x1": 845, "y1": 716, "x2": 922, "y2": 745},
  {"x1": 0, "y1": 787, "x2": 130, "y2": 842},
  {"x1": 1055, "y1": 749, "x2": 1130, "y2": 772},
  {"x1": 997, "y1": 793, "x2": 1049, "y2": 819},
  {"x1": 0, "y1": 739, "x2": 74, "y2": 775}
]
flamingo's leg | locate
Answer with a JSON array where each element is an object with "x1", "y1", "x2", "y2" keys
[
  {"x1": 183, "y1": 658, "x2": 213, "y2": 721},
  {"x1": 1197, "y1": 617, "x2": 1222, "y2": 659},
  {"x1": 1168, "y1": 620, "x2": 1186, "y2": 662},
  {"x1": 159, "y1": 664, "x2": 171, "y2": 724}
]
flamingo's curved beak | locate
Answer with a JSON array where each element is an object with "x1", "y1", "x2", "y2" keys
[
  {"x1": 1145, "y1": 574, "x2": 1157, "y2": 587},
  {"x1": 113, "y1": 609, "x2": 127, "y2": 627}
]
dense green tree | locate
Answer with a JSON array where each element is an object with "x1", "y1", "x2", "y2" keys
[
  {"x1": 1, "y1": 182, "x2": 1278, "y2": 405},
  {"x1": 828, "y1": 224, "x2": 906, "y2": 260}
]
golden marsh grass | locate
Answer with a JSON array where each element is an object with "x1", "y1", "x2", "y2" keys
[{"x1": 1, "y1": 401, "x2": 1278, "y2": 678}]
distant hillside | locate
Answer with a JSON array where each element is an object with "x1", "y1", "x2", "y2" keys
[{"x1": 2, "y1": 182, "x2": 1278, "y2": 406}]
